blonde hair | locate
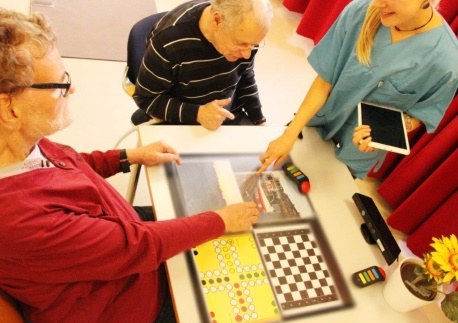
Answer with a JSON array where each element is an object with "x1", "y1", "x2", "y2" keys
[
  {"x1": 0, "y1": 9, "x2": 56, "y2": 94},
  {"x1": 356, "y1": 4, "x2": 381, "y2": 66},
  {"x1": 356, "y1": 0, "x2": 441, "y2": 66}
]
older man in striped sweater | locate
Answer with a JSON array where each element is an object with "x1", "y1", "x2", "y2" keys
[{"x1": 134, "y1": 0, "x2": 273, "y2": 130}]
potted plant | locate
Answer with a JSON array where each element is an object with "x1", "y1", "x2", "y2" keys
[{"x1": 383, "y1": 234, "x2": 458, "y2": 321}]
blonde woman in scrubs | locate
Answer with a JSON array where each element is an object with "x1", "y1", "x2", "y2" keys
[{"x1": 259, "y1": 0, "x2": 458, "y2": 179}]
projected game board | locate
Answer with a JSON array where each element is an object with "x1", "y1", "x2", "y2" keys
[
  {"x1": 167, "y1": 154, "x2": 353, "y2": 322},
  {"x1": 192, "y1": 233, "x2": 280, "y2": 323},
  {"x1": 165, "y1": 154, "x2": 314, "y2": 222},
  {"x1": 254, "y1": 221, "x2": 352, "y2": 319}
]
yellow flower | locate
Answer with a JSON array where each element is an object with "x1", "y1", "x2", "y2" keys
[
  {"x1": 426, "y1": 234, "x2": 458, "y2": 284},
  {"x1": 447, "y1": 253, "x2": 458, "y2": 282},
  {"x1": 444, "y1": 234, "x2": 458, "y2": 252},
  {"x1": 424, "y1": 255, "x2": 443, "y2": 283},
  {"x1": 419, "y1": 235, "x2": 458, "y2": 322}
]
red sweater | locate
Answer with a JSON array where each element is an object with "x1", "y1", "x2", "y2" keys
[{"x1": 0, "y1": 138, "x2": 225, "y2": 322}]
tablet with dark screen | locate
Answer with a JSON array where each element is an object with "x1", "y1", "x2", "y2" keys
[{"x1": 357, "y1": 101, "x2": 410, "y2": 155}]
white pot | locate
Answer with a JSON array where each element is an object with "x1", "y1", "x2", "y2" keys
[{"x1": 383, "y1": 257, "x2": 439, "y2": 312}]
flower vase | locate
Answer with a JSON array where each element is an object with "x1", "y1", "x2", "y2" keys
[{"x1": 383, "y1": 257, "x2": 441, "y2": 312}]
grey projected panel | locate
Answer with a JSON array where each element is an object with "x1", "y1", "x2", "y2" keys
[{"x1": 31, "y1": 0, "x2": 157, "y2": 61}]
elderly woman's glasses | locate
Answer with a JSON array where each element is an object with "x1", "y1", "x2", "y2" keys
[{"x1": 29, "y1": 71, "x2": 71, "y2": 98}]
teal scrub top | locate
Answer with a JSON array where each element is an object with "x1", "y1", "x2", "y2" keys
[{"x1": 307, "y1": 0, "x2": 458, "y2": 178}]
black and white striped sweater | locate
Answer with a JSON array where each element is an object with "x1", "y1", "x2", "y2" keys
[{"x1": 133, "y1": 0, "x2": 265, "y2": 125}]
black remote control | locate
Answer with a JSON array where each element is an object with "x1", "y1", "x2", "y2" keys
[{"x1": 352, "y1": 266, "x2": 386, "y2": 287}]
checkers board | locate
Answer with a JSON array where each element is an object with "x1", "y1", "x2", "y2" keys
[
  {"x1": 190, "y1": 220, "x2": 352, "y2": 322},
  {"x1": 254, "y1": 220, "x2": 352, "y2": 319}
]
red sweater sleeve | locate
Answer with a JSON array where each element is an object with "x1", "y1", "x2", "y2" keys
[
  {"x1": 1, "y1": 206, "x2": 224, "y2": 283},
  {"x1": 142, "y1": 212, "x2": 226, "y2": 263},
  {"x1": 79, "y1": 149, "x2": 121, "y2": 178}
]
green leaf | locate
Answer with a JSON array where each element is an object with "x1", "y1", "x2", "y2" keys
[{"x1": 441, "y1": 291, "x2": 458, "y2": 322}]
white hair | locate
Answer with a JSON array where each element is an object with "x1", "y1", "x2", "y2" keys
[{"x1": 210, "y1": 0, "x2": 273, "y2": 32}]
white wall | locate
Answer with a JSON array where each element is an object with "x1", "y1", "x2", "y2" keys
[
  {"x1": 0, "y1": 0, "x2": 29, "y2": 13},
  {"x1": 0, "y1": 0, "x2": 181, "y2": 17},
  {"x1": 155, "y1": 0, "x2": 185, "y2": 12}
]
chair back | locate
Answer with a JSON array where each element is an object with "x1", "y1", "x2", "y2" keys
[
  {"x1": 0, "y1": 290, "x2": 24, "y2": 323},
  {"x1": 126, "y1": 12, "x2": 167, "y2": 84}
]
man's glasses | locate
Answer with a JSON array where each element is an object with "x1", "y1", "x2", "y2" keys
[
  {"x1": 250, "y1": 40, "x2": 266, "y2": 50},
  {"x1": 29, "y1": 71, "x2": 71, "y2": 98},
  {"x1": 233, "y1": 39, "x2": 266, "y2": 51}
]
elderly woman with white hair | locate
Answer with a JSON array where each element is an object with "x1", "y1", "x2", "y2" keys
[{"x1": 260, "y1": 0, "x2": 458, "y2": 179}]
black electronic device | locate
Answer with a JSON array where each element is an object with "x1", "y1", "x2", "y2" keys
[
  {"x1": 352, "y1": 193, "x2": 401, "y2": 265},
  {"x1": 352, "y1": 266, "x2": 386, "y2": 288},
  {"x1": 357, "y1": 101, "x2": 410, "y2": 155}
]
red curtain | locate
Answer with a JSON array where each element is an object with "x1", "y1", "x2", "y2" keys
[
  {"x1": 370, "y1": 94, "x2": 458, "y2": 257},
  {"x1": 282, "y1": 0, "x2": 351, "y2": 44},
  {"x1": 282, "y1": 0, "x2": 458, "y2": 43},
  {"x1": 439, "y1": 0, "x2": 458, "y2": 35},
  {"x1": 282, "y1": 0, "x2": 458, "y2": 257}
]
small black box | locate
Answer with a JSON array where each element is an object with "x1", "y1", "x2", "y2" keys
[{"x1": 352, "y1": 193, "x2": 400, "y2": 265}]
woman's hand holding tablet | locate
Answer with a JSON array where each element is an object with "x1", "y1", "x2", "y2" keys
[{"x1": 356, "y1": 101, "x2": 410, "y2": 155}]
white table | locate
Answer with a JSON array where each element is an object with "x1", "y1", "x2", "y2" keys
[{"x1": 137, "y1": 125, "x2": 431, "y2": 323}]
